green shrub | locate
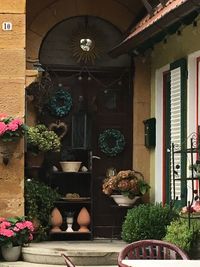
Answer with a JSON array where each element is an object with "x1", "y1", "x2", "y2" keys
[
  {"x1": 121, "y1": 203, "x2": 178, "y2": 243},
  {"x1": 164, "y1": 218, "x2": 200, "y2": 252},
  {"x1": 25, "y1": 179, "x2": 61, "y2": 241}
]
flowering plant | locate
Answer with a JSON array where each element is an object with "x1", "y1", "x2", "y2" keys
[
  {"x1": 0, "y1": 216, "x2": 34, "y2": 247},
  {"x1": 0, "y1": 114, "x2": 28, "y2": 142},
  {"x1": 102, "y1": 170, "x2": 150, "y2": 199},
  {"x1": 27, "y1": 124, "x2": 61, "y2": 154}
]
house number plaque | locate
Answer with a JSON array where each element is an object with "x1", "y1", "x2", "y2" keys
[{"x1": 2, "y1": 22, "x2": 12, "y2": 31}]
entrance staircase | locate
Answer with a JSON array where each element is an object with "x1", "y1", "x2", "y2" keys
[{"x1": 0, "y1": 240, "x2": 125, "y2": 267}]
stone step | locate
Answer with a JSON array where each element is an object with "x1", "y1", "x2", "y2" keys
[
  {"x1": 0, "y1": 262, "x2": 117, "y2": 267},
  {"x1": 5, "y1": 240, "x2": 125, "y2": 266}
]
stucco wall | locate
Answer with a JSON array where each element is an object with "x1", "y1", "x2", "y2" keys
[
  {"x1": 150, "y1": 20, "x2": 200, "y2": 201},
  {"x1": 133, "y1": 56, "x2": 151, "y2": 200},
  {"x1": 0, "y1": 0, "x2": 26, "y2": 217},
  {"x1": 151, "y1": 22, "x2": 200, "y2": 71}
]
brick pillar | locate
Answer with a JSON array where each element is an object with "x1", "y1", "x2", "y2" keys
[{"x1": 0, "y1": 0, "x2": 26, "y2": 217}]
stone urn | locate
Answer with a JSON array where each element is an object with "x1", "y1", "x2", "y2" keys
[
  {"x1": 50, "y1": 207, "x2": 63, "y2": 232},
  {"x1": 77, "y1": 207, "x2": 90, "y2": 232}
]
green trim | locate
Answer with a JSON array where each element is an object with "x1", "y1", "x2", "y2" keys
[
  {"x1": 169, "y1": 58, "x2": 187, "y2": 207},
  {"x1": 165, "y1": 73, "x2": 171, "y2": 204}
]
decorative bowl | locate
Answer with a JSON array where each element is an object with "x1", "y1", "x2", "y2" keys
[
  {"x1": 60, "y1": 161, "x2": 82, "y2": 172},
  {"x1": 111, "y1": 195, "x2": 140, "y2": 206}
]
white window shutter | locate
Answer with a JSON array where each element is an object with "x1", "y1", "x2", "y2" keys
[{"x1": 170, "y1": 67, "x2": 182, "y2": 200}]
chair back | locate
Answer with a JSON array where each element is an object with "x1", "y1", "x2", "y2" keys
[
  {"x1": 118, "y1": 239, "x2": 189, "y2": 266},
  {"x1": 61, "y1": 253, "x2": 76, "y2": 267}
]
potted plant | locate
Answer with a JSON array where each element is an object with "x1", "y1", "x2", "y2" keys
[
  {"x1": 26, "y1": 124, "x2": 61, "y2": 166},
  {"x1": 24, "y1": 179, "x2": 61, "y2": 241},
  {"x1": 102, "y1": 169, "x2": 150, "y2": 206},
  {"x1": 0, "y1": 216, "x2": 34, "y2": 261},
  {"x1": 0, "y1": 113, "x2": 28, "y2": 164}
]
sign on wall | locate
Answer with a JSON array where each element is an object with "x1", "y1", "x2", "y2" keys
[{"x1": 2, "y1": 22, "x2": 12, "y2": 31}]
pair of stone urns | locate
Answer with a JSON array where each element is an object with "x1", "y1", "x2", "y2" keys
[{"x1": 50, "y1": 207, "x2": 90, "y2": 233}]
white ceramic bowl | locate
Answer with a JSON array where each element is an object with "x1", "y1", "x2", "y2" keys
[{"x1": 60, "y1": 161, "x2": 82, "y2": 172}]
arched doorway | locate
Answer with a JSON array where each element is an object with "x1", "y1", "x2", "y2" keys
[{"x1": 31, "y1": 15, "x2": 133, "y2": 238}]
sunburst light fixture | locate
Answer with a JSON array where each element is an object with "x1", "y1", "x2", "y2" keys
[{"x1": 70, "y1": 21, "x2": 104, "y2": 65}]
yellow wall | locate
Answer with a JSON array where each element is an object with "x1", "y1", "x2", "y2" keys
[
  {"x1": 152, "y1": 22, "x2": 200, "y2": 70},
  {"x1": 0, "y1": 0, "x2": 26, "y2": 217},
  {"x1": 133, "y1": 55, "x2": 151, "y2": 201},
  {"x1": 150, "y1": 19, "x2": 200, "y2": 200}
]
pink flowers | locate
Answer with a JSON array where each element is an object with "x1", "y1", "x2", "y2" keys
[
  {"x1": 0, "y1": 114, "x2": 28, "y2": 142},
  {"x1": 0, "y1": 228, "x2": 14, "y2": 237},
  {"x1": 0, "y1": 217, "x2": 34, "y2": 247},
  {"x1": 0, "y1": 122, "x2": 7, "y2": 135},
  {"x1": 15, "y1": 221, "x2": 34, "y2": 232}
]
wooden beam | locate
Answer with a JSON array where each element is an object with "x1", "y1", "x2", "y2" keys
[
  {"x1": 141, "y1": 0, "x2": 154, "y2": 16},
  {"x1": 159, "y1": 0, "x2": 167, "y2": 6},
  {"x1": 109, "y1": 0, "x2": 200, "y2": 57}
]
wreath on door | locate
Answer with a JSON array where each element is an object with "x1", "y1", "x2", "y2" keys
[
  {"x1": 48, "y1": 89, "x2": 72, "y2": 117},
  {"x1": 98, "y1": 128, "x2": 125, "y2": 157}
]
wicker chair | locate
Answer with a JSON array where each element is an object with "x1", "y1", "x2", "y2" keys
[
  {"x1": 61, "y1": 253, "x2": 76, "y2": 267},
  {"x1": 118, "y1": 239, "x2": 189, "y2": 267}
]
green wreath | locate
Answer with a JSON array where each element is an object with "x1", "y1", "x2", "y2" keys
[
  {"x1": 48, "y1": 89, "x2": 72, "y2": 117},
  {"x1": 98, "y1": 129, "x2": 125, "y2": 157}
]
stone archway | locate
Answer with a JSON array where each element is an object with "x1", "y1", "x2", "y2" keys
[{"x1": 26, "y1": 0, "x2": 133, "y2": 67}]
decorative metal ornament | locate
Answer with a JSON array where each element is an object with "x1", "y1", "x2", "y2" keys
[
  {"x1": 48, "y1": 89, "x2": 72, "y2": 118},
  {"x1": 98, "y1": 129, "x2": 125, "y2": 157},
  {"x1": 70, "y1": 24, "x2": 104, "y2": 64},
  {"x1": 49, "y1": 121, "x2": 68, "y2": 139}
]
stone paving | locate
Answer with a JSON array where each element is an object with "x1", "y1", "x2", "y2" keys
[{"x1": 0, "y1": 239, "x2": 124, "y2": 267}]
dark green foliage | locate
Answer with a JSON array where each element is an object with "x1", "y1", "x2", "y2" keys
[
  {"x1": 164, "y1": 218, "x2": 200, "y2": 252},
  {"x1": 121, "y1": 203, "x2": 178, "y2": 243},
  {"x1": 25, "y1": 179, "x2": 61, "y2": 241}
]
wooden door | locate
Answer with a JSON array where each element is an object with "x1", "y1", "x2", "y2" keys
[{"x1": 48, "y1": 67, "x2": 133, "y2": 238}]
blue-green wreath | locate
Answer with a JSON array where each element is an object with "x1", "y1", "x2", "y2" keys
[
  {"x1": 48, "y1": 89, "x2": 72, "y2": 117},
  {"x1": 98, "y1": 129, "x2": 125, "y2": 157}
]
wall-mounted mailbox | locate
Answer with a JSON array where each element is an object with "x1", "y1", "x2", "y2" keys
[{"x1": 143, "y1": 118, "x2": 156, "y2": 148}]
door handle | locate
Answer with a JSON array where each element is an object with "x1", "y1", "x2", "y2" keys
[{"x1": 92, "y1": 155, "x2": 101, "y2": 160}]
